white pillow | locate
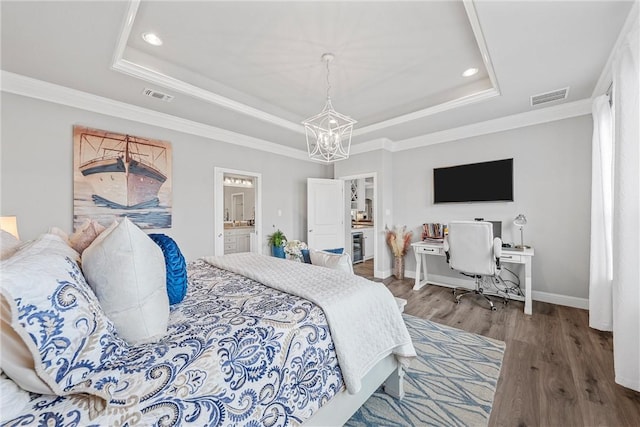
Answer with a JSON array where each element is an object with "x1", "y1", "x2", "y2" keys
[
  {"x1": 0, "y1": 230, "x2": 21, "y2": 260},
  {"x1": 82, "y1": 218, "x2": 169, "y2": 344},
  {"x1": 48, "y1": 226, "x2": 70, "y2": 243},
  {"x1": 309, "y1": 249, "x2": 354, "y2": 274}
]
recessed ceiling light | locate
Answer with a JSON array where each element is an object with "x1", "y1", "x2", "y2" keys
[
  {"x1": 462, "y1": 67, "x2": 479, "y2": 77},
  {"x1": 142, "y1": 32, "x2": 163, "y2": 46}
]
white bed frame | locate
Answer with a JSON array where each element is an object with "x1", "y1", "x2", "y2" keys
[
  {"x1": 303, "y1": 354, "x2": 406, "y2": 426},
  {"x1": 304, "y1": 297, "x2": 409, "y2": 425}
]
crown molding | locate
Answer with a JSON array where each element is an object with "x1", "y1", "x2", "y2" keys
[
  {"x1": 592, "y1": 0, "x2": 639, "y2": 98},
  {"x1": 350, "y1": 138, "x2": 394, "y2": 154},
  {"x1": 111, "y1": 59, "x2": 306, "y2": 134},
  {"x1": 112, "y1": 0, "x2": 304, "y2": 135},
  {"x1": 352, "y1": 88, "x2": 499, "y2": 137},
  {"x1": 390, "y1": 98, "x2": 592, "y2": 152},
  {"x1": 112, "y1": 0, "x2": 501, "y2": 139},
  {"x1": 0, "y1": 71, "x2": 310, "y2": 161},
  {"x1": 351, "y1": 0, "x2": 501, "y2": 137},
  {"x1": 463, "y1": 0, "x2": 501, "y2": 94},
  {"x1": 1, "y1": 71, "x2": 592, "y2": 161}
]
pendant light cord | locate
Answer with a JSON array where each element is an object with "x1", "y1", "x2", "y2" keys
[{"x1": 326, "y1": 58, "x2": 331, "y2": 100}]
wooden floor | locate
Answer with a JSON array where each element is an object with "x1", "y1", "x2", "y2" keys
[{"x1": 353, "y1": 259, "x2": 640, "y2": 427}]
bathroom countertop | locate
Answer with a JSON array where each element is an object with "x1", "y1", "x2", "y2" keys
[{"x1": 224, "y1": 224, "x2": 255, "y2": 230}]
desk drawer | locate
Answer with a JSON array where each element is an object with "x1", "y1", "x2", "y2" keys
[
  {"x1": 500, "y1": 253, "x2": 522, "y2": 263},
  {"x1": 416, "y1": 246, "x2": 442, "y2": 255}
]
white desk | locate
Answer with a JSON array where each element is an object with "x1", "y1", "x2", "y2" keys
[{"x1": 411, "y1": 241, "x2": 535, "y2": 315}]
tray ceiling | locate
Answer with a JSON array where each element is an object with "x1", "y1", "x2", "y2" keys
[{"x1": 0, "y1": 1, "x2": 634, "y2": 153}]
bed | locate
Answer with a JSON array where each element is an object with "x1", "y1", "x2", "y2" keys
[{"x1": 1, "y1": 232, "x2": 415, "y2": 426}]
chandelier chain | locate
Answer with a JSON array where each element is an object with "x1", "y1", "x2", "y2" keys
[{"x1": 325, "y1": 58, "x2": 331, "y2": 100}]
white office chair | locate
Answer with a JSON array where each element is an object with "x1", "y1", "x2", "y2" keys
[{"x1": 444, "y1": 221, "x2": 506, "y2": 311}]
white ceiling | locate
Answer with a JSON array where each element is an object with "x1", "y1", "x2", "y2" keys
[{"x1": 1, "y1": 1, "x2": 634, "y2": 154}]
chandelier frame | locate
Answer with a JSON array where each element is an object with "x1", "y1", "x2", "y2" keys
[{"x1": 303, "y1": 53, "x2": 356, "y2": 163}]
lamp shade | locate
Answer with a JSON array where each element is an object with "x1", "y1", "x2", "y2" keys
[
  {"x1": 513, "y1": 214, "x2": 527, "y2": 227},
  {"x1": 0, "y1": 216, "x2": 19, "y2": 239}
]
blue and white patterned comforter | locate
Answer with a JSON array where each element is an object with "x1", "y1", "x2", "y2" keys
[{"x1": 3, "y1": 260, "x2": 344, "y2": 427}]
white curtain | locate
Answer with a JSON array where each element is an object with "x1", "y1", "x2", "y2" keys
[
  {"x1": 589, "y1": 95, "x2": 614, "y2": 331},
  {"x1": 611, "y1": 11, "x2": 639, "y2": 392}
]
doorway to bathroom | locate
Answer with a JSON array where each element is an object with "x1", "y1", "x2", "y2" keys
[{"x1": 214, "y1": 167, "x2": 262, "y2": 256}]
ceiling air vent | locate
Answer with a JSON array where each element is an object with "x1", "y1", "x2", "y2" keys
[
  {"x1": 530, "y1": 87, "x2": 569, "y2": 106},
  {"x1": 142, "y1": 88, "x2": 174, "y2": 102}
]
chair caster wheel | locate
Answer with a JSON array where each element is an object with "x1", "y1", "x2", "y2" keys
[{"x1": 491, "y1": 306, "x2": 497, "y2": 311}]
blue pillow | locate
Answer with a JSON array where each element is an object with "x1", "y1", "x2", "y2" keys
[
  {"x1": 148, "y1": 234, "x2": 187, "y2": 305},
  {"x1": 323, "y1": 248, "x2": 344, "y2": 254}
]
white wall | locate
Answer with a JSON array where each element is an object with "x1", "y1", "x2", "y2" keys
[
  {"x1": 0, "y1": 93, "x2": 331, "y2": 260},
  {"x1": 1, "y1": 91, "x2": 594, "y2": 303},
  {"x1": 392, "y1": 115, "x2": 593, "y2": 302}
]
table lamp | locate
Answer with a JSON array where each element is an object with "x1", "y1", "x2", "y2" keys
[
  {"x1": 0, "y1": 216, "x2": 19, "y2": 239},
  {"x1": 513, "y1": 214, "x2": 529, "y2": 250}
]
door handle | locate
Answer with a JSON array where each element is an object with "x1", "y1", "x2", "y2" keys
[
  {"x1": 218, "y1": 233, "x2": 222, "y2": 238},
  {"x1": 308, "y1": 229, "x2": 313, "y2": 232}
]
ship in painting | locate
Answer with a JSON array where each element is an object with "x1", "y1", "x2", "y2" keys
[{"x1": 78, "y1": 130, "x2": 168, "y2": 209}]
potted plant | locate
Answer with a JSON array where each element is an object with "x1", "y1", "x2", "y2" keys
[
  {"x1": 385, "y1": 225, "x2": 413, "y2": 280},
  {"x1": 267, "y1": 229, "x2": 287, "y2": 258}
]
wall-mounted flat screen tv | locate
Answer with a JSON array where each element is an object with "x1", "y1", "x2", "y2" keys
[{"x1": 433, "y1": 158, "x2": 513, "y2": 203}]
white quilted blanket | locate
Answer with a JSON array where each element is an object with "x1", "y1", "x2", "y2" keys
[{"x1": 203, "y1": 253, "x2": 416, "y2": 394}]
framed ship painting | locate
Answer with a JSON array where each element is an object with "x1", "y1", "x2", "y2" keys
[{"x1": 73, "y1": 126, "x2": 172, "y2": 230}]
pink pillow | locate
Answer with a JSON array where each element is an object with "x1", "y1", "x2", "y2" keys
[{"x1": 69, "y1": 219, "x2": 106, "y2": 254}]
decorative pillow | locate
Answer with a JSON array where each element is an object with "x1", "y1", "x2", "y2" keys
[
  {"x1": 82, "y1": 218, "x2": 169, "y2": 344},
  {"x1": 1, "y1": 294, "x2": 54, "y2": 394},
  {"x1": 323, "y1": 248, "x2": 344, "y2": 254},
  {"x1": 148, "y1": 234, "x2": 188, "y2": 305},
  {"x1": 309, "y1": 249, "x2": 354, "y2": 274},
  {"x1": 69, "y1": 218, "x2": 106, "y2": 254},
  {"x1": 48, "y1": 226, "x2": 70, "y2": 243},
  {"x1": 301, "y1": 249, "x2": 311, "y2": 264},
  {"x1": 0, "y1": 230, "x2": 20, "y2": 260},
  {"x1": 302, "y1": 247, "x2": 344, "y2": 264},
  {"x1": 0, "y1": 233, "x2": 122, "y2": 402}
]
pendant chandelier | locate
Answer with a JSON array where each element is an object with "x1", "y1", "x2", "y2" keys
[{"x1": 303, "y1": 53, "x2": 356, "y2": 163}]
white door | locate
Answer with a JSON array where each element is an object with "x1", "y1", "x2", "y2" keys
[{"x1": 307, "y1": 178, "x2": 345, "y2": 250}]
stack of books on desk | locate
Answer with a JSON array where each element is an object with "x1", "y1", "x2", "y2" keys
[
  {"x1": 422, "y1": 223, "x2": 445, "y2": 241},
  {"x1": 422, "y1": 237, "x2": 444, "y2": 243}
]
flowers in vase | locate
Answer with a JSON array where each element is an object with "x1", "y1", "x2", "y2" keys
[
  {"x1": 284, "y1": 240, "x2": 308, "y2": 262},
  {"x1": 385, "y1": 225, "x2": 413, "y2": 258}
]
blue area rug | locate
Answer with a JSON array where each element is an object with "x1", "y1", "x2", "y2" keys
[{"x1": 346, "y1": 314, "x2": 505, "y2": 427}]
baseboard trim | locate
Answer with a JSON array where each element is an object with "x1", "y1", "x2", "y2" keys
[
  {"x1": 376, "y1": 268, "x2": 392, "y2": 279},
  {"x1": 405, "y1": 271, "x2": 589, "y2": 310},
  {"x1": 531, "y1": 291, "x2": 588, "y2": 310}
]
